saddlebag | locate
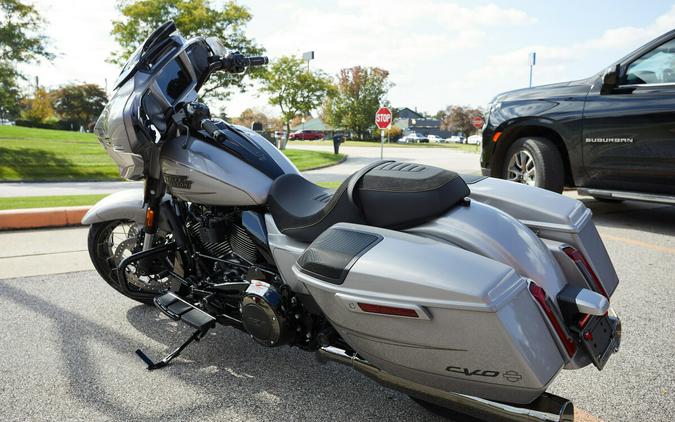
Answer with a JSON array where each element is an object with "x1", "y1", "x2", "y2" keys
[{"x1": 292, "y1": 223, "x2": 565, "y2": 404}]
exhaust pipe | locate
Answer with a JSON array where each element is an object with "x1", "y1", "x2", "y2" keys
[{"x1": 318, "y1": 346, "x2": 574, "y2": 422}]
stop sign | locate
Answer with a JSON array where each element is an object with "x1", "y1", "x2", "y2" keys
[
  {"x1": 471, "y1": 115, "x2": 485, "y2": 129},
  {"x1": 375, "y1": 107, "x2": 392, "y2": 129}
]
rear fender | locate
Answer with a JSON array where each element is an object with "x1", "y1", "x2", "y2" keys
[{"x1": 81, "y1": 189, "x2": 172, "y2": 231}]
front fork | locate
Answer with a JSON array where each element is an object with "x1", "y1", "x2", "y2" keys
[{"x1": 142, "y1": 176, "x2": 166, "y2": 252}]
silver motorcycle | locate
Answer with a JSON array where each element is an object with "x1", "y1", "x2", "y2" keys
[{"x1": 84, "y1": 22, "x2": 621, "y2": 422}]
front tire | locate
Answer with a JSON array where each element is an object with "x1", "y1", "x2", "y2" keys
[
  {"x1": 503, "y1": 137, "x2": 564, "y2": 193},
  {"x1": 88, "y1": 219, "x2": 170, "y2": 305}
]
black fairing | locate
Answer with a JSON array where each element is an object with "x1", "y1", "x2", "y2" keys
[{"x1": 211, "y1": 122, "x2": 285, "y2": 180}]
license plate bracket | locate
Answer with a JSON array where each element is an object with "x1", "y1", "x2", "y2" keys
[{"x1": 580, "y1": 315, "x2": 620, "y2": 370}]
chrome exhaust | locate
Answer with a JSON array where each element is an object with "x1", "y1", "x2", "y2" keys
[{"x1": 317, "y1": 346, "x2": 574, "y2": 422}]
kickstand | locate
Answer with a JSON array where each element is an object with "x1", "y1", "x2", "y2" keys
[{"x1": 135, "y1": 329, "x2": 206, "y2": 370}]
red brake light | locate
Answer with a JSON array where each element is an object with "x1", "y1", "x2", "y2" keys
[
  {"x1": 563, "y1": 247, "x2": 608, "y2": 298},
  {"x1": 357, "y1": 303, "x2": 419, "y2": 318},
  {"x1": 529, "y1": 283, "x2": 577, "y2": 356}
]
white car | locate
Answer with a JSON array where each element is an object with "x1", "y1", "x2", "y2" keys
[
  {"x1": 427, "y1": 134, "x2": 443, "y2": 143},
  {"x1": 398, "y1": 133, "x2": 428, "y2": 143},
  {"x1": 467, "y1": 135, "x2": 482, "y2": 145},
  {"x1": 445, "y1": 135, "x2": 464, "y2": 144}
]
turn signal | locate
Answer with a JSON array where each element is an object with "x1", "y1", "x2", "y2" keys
[
  {"x1": 529, "y1": 283, "x2": 577, "y2": 356},
  {"x1": 563, "y1": 247, "x2": 608, "y2": 298},
  {"x1": 145, "y1": 207, "x2": 155, "y2": 228},
  {"x1": 357, "y1": 303, "x2": 419, "y2": 318},
  {"x1": 492, "y1": 131, "x2": 503, "y2": 142}
]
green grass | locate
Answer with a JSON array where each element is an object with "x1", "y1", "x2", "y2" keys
[
  {"x1": 282, "y1": 149, "x2": 344, "y2": 170},
  {"x1": 0, "y1": 194, "x2": 110, "y2": 210},
  {"x1": 0, "y1": 126, "x2": 345, "y2": 181},
  {"x1": 316, "y1": 181, "x2": 342, "y2": 189},
  {"x1": 0, "y1": 126, "x2": 122, "y2": 181},
  {"x1": 289, "y1": 139, "x2": 480, "y2": 152}
]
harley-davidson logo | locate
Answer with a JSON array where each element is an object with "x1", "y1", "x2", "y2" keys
[
  {"x1": 502, "y1": 370, "x2": 522, "y2": 383},
  {"x1": 163, "y1": 174, "x2": 193, "y2": 189}
]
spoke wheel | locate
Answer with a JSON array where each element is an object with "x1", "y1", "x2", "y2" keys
[
  {"x1": 506, "y1": 150, "x2": 537, "y2": 186},
  {"x1": 88, "y1": 219, "x2": 172, "y2": 304}
]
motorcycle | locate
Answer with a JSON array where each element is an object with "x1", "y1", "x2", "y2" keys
[{"x1": 83, "y1": 21, "x2": 621, "y2": 422}]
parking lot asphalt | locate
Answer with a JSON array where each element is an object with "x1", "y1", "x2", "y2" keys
[
  {"x1": 1, "y1": 145, "x2": 674, "y2": 421},
  {"x1": 0, "y1": 197, "x2": 673, "y2": 421}
]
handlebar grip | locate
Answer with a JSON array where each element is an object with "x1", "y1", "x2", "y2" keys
[
  {"x1": 247, "y1": 56, "x2": 268, "y2": 66},
  {"x1": 201, "y1": 119, "x2": 220, "y2": 138}
]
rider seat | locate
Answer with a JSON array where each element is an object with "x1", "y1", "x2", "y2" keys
[{"x1": 268, "y1": 161, "x2": 470, "y2": 242}]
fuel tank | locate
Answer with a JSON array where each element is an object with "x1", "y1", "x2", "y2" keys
[{"x1": 161, "y1": 125, "x2": 298, "y2": 206}]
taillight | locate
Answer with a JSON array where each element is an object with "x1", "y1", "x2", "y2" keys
[
  {"x1": 357, "y1": 303, "x2": 419, "y2": 318},
  {"x1": 563, "y1": 247, "x2": 608, "y2": 298},
  {"x1": 529, "y1": 283, "x2": 577, "y2": 356}
]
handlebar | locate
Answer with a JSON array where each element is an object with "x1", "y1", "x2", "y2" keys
[
  {"x1": 201, "y1": 119, "x2": 220, "y2": 138},
  {"x1": 215, "y1": 53, "x2": 268, "y2": 73}
]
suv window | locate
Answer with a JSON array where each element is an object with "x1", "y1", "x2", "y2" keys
[{"x1": 624, "y1": 38, "x2": 675, "y2": 84}]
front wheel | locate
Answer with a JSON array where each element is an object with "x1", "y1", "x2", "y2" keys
[
  {"x1": 88, "y1": 219, "x2": 173, "y2": 305},
  {"x1": 503, "y1": 137, "x2": 564, "y2": 193}
]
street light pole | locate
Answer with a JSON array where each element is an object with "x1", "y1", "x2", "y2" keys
[
  {"x1": 302, "y1": 51, "x2": 315, "y2": 138},
  {"x1": 528, "y1": 51, "x2": 536, "y2": 88}
]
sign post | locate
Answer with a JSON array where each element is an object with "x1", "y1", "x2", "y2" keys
[{"x1": 375, "y1": 107, "x2": 392, "y2": 160}]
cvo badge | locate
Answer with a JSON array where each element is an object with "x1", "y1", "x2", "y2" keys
[
  {"x1": 164, "y1": 174, "x2": 193, "y2": 189},
  {"x1": 446, "y1": 366, "x2": 499, "y2": 378}
]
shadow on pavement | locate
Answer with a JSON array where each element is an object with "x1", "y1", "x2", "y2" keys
[{"x1": 0, "y1": 280, "x2": 442, "y2": 421}]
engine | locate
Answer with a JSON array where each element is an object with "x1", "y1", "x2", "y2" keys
[{"x1": 187, "y1": 207, "x2": 259, "y2": 263}]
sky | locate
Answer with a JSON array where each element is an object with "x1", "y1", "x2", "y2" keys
[{"x1": 19, "y1": 0, "x2": 675, "y2": 117}]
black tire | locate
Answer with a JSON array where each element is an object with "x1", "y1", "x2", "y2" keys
[
  {"x1": 88, "y1": 220, "x2": 157, "y2": 305},
  {"x1": 503, "y1": 137, "x2": 565, "y2": 193}
]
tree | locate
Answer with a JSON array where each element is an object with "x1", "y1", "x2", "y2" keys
[
  {"x1": 0, "y1": 0, "x2": 53, "y2": 122},
  {"x1": 110, "y1": 0, "x2": 263, "y2": 101},
  {"x1": 233, "y1": 107, "x2": 281, "y2": 130},
  {"x1": 260, "y1": 56, "x2": 332, "y2": 149},
  {"x1": 51, "y1": 83, "x2": 108, "y2": 128},
  {"x1": 20, "y1": 87, "x2": 55, "y2": 123},
  {"x1": 0, "y1": 62, "x2": 21, "y2": 122},
  {"x1": 0, "y1": 0, "x2": 53, "y2": 63},
  {"x1": 323, "y1": 66, "x2": 393, "y2": 139},
  {"x1": 440, "y1": 105, "x2": 485, "y2": 136}
]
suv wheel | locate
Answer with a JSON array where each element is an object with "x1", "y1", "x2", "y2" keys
[{"x1": 503, "y1": 137, "x2": 564, "y2": 193}]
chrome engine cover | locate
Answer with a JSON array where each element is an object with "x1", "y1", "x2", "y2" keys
[{"x1": 240, "y1": 281, "x2": 288, "y2": 347}]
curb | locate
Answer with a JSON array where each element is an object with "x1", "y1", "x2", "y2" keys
[
  {"x1": 0, "y1": 206, "x2": 90, "y2": 230},
  {"x1": 302, "y1": 154, "x2": 348, "y2": 171}
]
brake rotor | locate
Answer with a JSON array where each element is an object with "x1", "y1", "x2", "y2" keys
[{"x1": 113, "y1": 236, "x2": 169, "y2": 291}]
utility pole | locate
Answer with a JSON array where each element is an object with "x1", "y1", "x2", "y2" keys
[
  {"x1": 528, "y1": 51, "x2": 536, "y2": 88},
  {"x1": 301, "y1": 51, "x2": 314, "y2": 138}
]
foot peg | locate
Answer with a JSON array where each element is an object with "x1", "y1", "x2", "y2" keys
[{"x1": 135, "y1": 292, "x2": 216, "y2": 370}]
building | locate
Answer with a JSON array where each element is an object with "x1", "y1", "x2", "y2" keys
[
  {"x1": 290, "y1": 117, "x2": 335, "y2": 133},
  {"x1": 394, "y1": 107, "x2": 459, "y2": 139}
]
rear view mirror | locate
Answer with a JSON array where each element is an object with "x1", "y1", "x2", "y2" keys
[
  {"x1": 601, "y1": 64, "x2": 620, "y2": 94},
  {"x1": 205, "y1": 37, "x2": 227, "y2": 57}
]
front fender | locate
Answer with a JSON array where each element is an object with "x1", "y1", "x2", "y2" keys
[{"x1": 81, "y1": 189, "x2": 171, "y2": 231}]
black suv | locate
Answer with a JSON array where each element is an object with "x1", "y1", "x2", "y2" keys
[{"x1": 481, "y1": 29, "x2": 675, "y2": 204}]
